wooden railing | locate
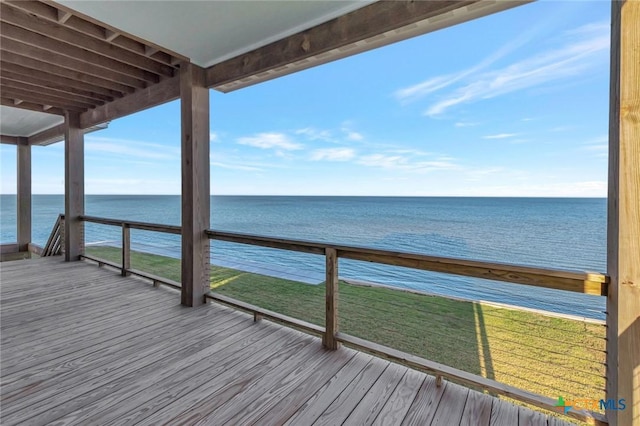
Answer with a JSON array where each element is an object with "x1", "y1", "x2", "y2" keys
[
  {"x1": 80, "y1": 215, "x2": 181, "y2": 290},
  {"x1": 77, "y1": 215, "x2": 609, "y2": 425}
]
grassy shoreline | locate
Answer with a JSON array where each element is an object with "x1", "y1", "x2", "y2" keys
[{"x1": 86, "y1": 246, "x2": 606, "y2": 420}]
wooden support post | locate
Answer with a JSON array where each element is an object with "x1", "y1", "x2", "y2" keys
[
  {"x1": 180, "y1": 62, "x2": 210, "y2": 307},
  {"x1": 121, "y1": 224, "x2": 130, "y2": 276},
  {"x1": 64, "y1": 111, "x2": 84, "y2": 261},
  {"x1": 16, "y1": 137, "x2": 31, "y2": 252},
  {"x1": 254, "y1": 312, "x2": 263, "y2": 322},
  {"x1": 607, "y1": 1, "x2": 640, "y2": 425},
  {"x1": 323, "y1": 247, "x2": 339, "y2": 350}
]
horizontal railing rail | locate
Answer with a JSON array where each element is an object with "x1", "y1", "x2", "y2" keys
[
  {"x1": 81, "y1": 215, "x2": 181, "y2": 235},
  {"x1": 77, "y1": 215, "x2": 609, "y2": 425},
  {"x1": 206, "y1": 229, "x2": 608, "y2": 296}
]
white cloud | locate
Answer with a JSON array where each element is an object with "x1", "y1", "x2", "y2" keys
[
  {"x1": 409, "y1": 21, "x2": 609, "y2": 117},
  {"x1": 455, "y1": 122, "x2": 479, "y2": 128},
  {"x1": 85, "y1": 137, "x2": 179, "y2": 160},
  {"x1": 211, "y1": 162, "x2": 263, "y2": 172},
  {"x1": 345, "y1": 131, "x2": 363, "y2": 141},
  {"x1": 237, "y1": 132, "x2": 302, "y2": 151},
  {"x1": 582, "y1": 136, "x2": 608, "y2": 158},
  {"x1": 357, "y1": 153, "x2": 460, "y2": 173},
  {"x1": 295, "y1": 128, "x2": 333, "y2": 141},
  {"x1": 394, "y1": 28, "x2": 540, "y2": 103},
  {"x1": 311, "y1": 148, "x2": 356, "y2": 162},
  {"x1": 482, "y1": 133, "x2": 519, "y2": 140},
  {"x1": 210, "y1": 132, "x2": 219, "y2": 142}
]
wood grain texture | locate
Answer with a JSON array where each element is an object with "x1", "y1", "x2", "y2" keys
[
  {"x1": 64, "y1": 112, "x2": 84, "y2": 261},
  {"x1": 207, "y1": 1, "x2": 529, "y2": 91},
  {"x1": 180, "y1": 63, "x2": 210, "y2": 307},
  {"x1": 78, "y1": 75, "x2": 179, "y2": 129},
  {"x1": 1, "y1": 257, "x2": 570, "y2": 426},
  {"x1": 344, "y1": 361, "x2": 406, "y2": 425},
  {"x1": 490, "y1": 399, "x2": 519, "y2": 425},
  {"x1": 323, "y1": 247, "x2": 339, "y2": 349},
  {"x1": 121, "y1": 224, "x2": 130, "y2": 276},
  {"x1": 459, "y1": 389, "x2": 493, "y2": 426},
  {"x1": 401, "y1": 375, "x2": 449, "y2": 425},
  {"x1": 16, "y1": 139, "x2": 30, "y2": 252},
  {"x1": 607, "y1": 2, "x2": 640, "y2": 426},
  {"x1": 373, "y1": 368, "x2": 425, "y2": 425}
]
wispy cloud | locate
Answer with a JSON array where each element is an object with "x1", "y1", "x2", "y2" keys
[
  {"x1": 357, "y1": 153, "x2": 460, "y2": 173},
  {"x1": 482, "y1": 133, "x2": 519, "y2": 140},
  {"x1": 311, "y1": 147, "x2": 356, "y2": 162},
  {"x1": 345, "y1": 131, "x2": 363, "y2": 141},
  {"x1": 422, "y1": 23, "x2": 608, "y2": 116},
  {"x1": 85, "y1": 137, "x2": 179, "y2": 160},
  {"x1": 211, "y1": 161, "x2": 263, "y2": 172},
  {"x1": 455, "y1": 121, "x2": 480, "y2": 128},
  {"x1": 210, "y1": 132, "x2": 219, "y2": 142},
  {"x1": 237, "y1": 132, "x2": 302, "y2": 151},
  {"x1": 295, "y1": 128, "x2": 333, "y2": 141},
  {"x1": 582, "y1": 135, "x2": 608, "y2": 158},
  {"x1": 394, "y1": 27, "x2": 542, "y2": 104},
  {"x1": 393, "y1": 21, "x2": 609, "y2": 117}
]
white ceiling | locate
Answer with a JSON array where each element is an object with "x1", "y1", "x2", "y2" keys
[
  {"x1": 0, "y1": 106, "x2": 64, "y2": 137},
  {"x1": 58, "y1": 0, "x2": 375, "y2": 67}
]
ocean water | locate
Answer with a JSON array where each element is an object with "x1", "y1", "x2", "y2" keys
[{"x1": 0, "y1": 195, "x2": 607, "y2": 319}]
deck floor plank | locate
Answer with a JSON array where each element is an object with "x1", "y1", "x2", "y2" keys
[
  {"x1": 0, "y1": 257, "x2": 569, "y2": 426},
  {"x1": 431, "y1": 382, "x2": 471, "y2": 426},
  {"x1": 459, "y1": 389, "x2": 494, "y2": 426},
  {"x1": 282, "y1": 353, "x2": 373, "y2": 425},
  {"x1": 401, "y1": 375, "x2": 449, "y2": 425},
  {"x1": 312, "y1": 357, "x2": 389, "y2": 425},
  {"x1": 490, "y1": 398, "x2": 520, "y2": 426},
  {"x1": 518, "y1": 405, "x2": 550, "y2": 426},
  {"x1": 343, "y1": 361, "x2": 407, "y2": 425},
  {"x1": 372, "y1": 368, "x2": 425, "y2": 426}
]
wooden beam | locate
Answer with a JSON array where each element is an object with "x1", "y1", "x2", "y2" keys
[
  {"x1": 64, "y1": 112, "x2": 84, "y2": 261},
  {"x1": 0, "y1": 86, "x2": 92, "y2": 111},
  {"x1": 0, "y1": 97, "x2": 64, "y2": 115},
  {"x1": 0, "y1": 134, "x2": 20, "y2": 145},
  {"x1": 104, "y1": 29, "x2": 118, "y2": 42},
  {"x1": 9, "y1": 0, "x2": 185, "y2": 65},
  {"x1": 180, "y1": 63, "x2": 210, "y2": 307},
  {"x1": 0, "y1": 51, "x2": 133, "y2": 95},
  {"x1": 1, "y1": 64, "x2": 116, "y2": 102},
  {"x1": 1, "y1": 3, "x2": 175, "y2": 77},
  {"x1": 56, "y1": 9, "x2": 72, "y2": 24},
  {"x1": 207, "y1": 0, "x2": 528, "y2": 91},
  {"x1": 0, "y1": 22, "x2": 158, "y2": 84},
  {"x1": 0, "y1": 37, "x2": 145, "y2": 90},
  {"x1": 28, "y1": 124, "x2": 65, "y2": 146},
  {"x1": 79, "y1": 75, "x2": 179, "y2": 129},
  {"x1": 16, "y1": 137, "x2": 31, "y2": 252},
  {"x1": 607, "y1": 1, "x2": 640, "y2": 425},
  {"x1": 1, "y1": 77, "x2": 104, "y2": 107}
]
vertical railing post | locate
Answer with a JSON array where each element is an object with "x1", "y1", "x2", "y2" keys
[
  {"x1": 323, "y1": 247, "x2": 339, "y2": 350},
  {"x1": 607, "y1": 1, "x2": 640, "y2": 424},
  {"x1": 121, "y1": 223, "x2": 130, "y2": 277}
]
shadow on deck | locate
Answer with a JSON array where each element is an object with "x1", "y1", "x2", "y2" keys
[{"x1": 0, "y1": 257, "x2": 574, "y2": 425}]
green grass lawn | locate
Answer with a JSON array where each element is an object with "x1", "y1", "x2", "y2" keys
[{"x1": 86, "y1": 246, "x2": 606, "y2": 420}]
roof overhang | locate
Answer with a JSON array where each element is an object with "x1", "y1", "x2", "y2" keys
[{"x1": 0, "y1": 0, "x2": 531, "y2": 136}]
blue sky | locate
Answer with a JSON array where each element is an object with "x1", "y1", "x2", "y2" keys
[{"x1": 0, "y1": 1, "x2": 610, "y2": 196}]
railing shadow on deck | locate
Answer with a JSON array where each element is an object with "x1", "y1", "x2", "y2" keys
[{"x1": 73, "y1": 214, "x2": 609, "y2": 425}]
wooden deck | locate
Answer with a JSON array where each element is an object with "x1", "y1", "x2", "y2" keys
[{"x1": 0, "y1": 257, "x2": 575, "y2": 426}]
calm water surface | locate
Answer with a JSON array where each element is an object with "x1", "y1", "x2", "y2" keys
[{"x1": 0, "y1": 195, "x2": 607, "y2": 319}]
